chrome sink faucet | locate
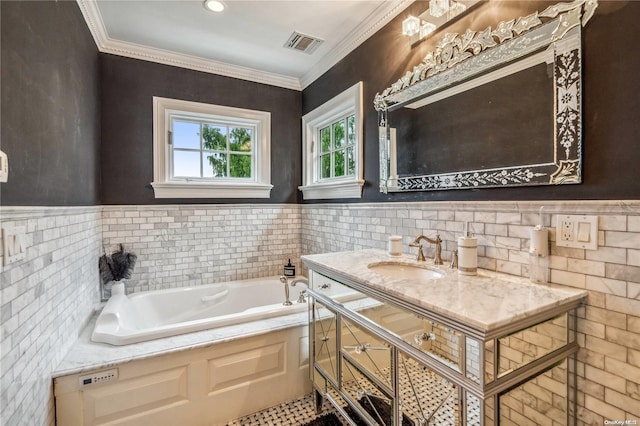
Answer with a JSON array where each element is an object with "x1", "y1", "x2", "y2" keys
[{"x1": 409, "y1": 234, "x2": 443, "y2": 265}]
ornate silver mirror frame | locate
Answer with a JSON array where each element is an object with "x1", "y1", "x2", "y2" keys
[{"x1": 375, "y1": 0, "x2": 598, "y2": 193}]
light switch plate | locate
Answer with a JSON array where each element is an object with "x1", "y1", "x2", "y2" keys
[
  {"x1": 555, "y1": 215, "x2": 598, "y2": 250},
  {"x1": 2, "y1": 226, "x2": 27, "y2": 266},
  {"x1": 0, "y1": 150, "x2": 8, "y2": 183}
]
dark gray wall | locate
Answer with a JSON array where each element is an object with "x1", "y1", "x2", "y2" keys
[
  {"x1": 1, "y1": 1, "x2": 101, "y2": 206},
  {"x1": 99, "y1": 54, "x2": 302, "y2": 204},
  {"x1": 3, "y1": 1, "x2": 637, "y2": 207},
  {"x1": 303, "y1": 0, "x2": 640, "y2": 202}
]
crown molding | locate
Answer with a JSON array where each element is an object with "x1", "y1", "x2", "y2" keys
[
  {"x1": 76, "y1": 0, "x2": 301, "y2": 90},
  {"x1": 76, "y1": 0, "x2": 412, "y2": 91},
  {"x1": 103, "y1": 38, "x2": 302, "y2": 90},
  {"x1": 77, "y1": 0, "x2": 109, "y2": 48},
  {"x1": 299, "y1": 0, "x2": 414, "y2": 89}
]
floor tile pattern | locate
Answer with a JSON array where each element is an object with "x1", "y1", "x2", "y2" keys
[
  {"x1": 221, "y1": 358, "x2": 480, "y2": 425},
  {"x1": 333, "y1": 357, "x2": 467, "y2": 425},
  {"x1": 222, "y1": 394, "x2": 344, "y2": 426}
]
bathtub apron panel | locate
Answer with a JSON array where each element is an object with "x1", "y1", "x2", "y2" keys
[{"x1": 54, "y1": 327, "x2": 310, "y2": 425}]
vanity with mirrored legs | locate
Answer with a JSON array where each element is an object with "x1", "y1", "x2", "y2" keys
[{"x1": 303, "y1": 250, "x2": 586, "y2": 426}]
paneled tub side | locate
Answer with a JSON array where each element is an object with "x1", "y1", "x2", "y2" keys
[{"x1": 54, "y1": 321, "x2": 311, "y2": 425}]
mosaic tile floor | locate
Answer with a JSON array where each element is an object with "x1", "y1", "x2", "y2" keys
[
  {"x1": 221, "y1": 358, "x2": 479, "y2": 425},
  {"x1": 222, "y1": 394, "x2": 346, "y2": 426},
  {"x1": 335, "y1": 357, "x2": 472, "y2": 426}
]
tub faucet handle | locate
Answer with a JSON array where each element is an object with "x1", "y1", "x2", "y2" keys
[{"x1": 280, "y1": 276, "x2": 293, "y2": 306}]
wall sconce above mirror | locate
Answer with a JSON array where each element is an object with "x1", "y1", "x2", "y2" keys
[
  {"x1": 377, "y1": 0, "x2": 598, "y2": 193},
  {"x1": 402, "y1": 0, "x2": 482, "y2": 45}
]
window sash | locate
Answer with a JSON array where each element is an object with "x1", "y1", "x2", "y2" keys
[
  {"x1": 152, "y1": 97, "x2": 272, "y2": 199},
  {"x1": 317, "y1": 114, "x2": 356, "y2": 181},
  {"x1": 168, "y1": 114, "x2": 257, "y2": 182}
]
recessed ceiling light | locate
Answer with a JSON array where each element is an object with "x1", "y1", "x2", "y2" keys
[{"x1": 203, "y1": 0, "x2": 225, "y2": 13}]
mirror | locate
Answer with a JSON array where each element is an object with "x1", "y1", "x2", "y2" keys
[{"x1": 375, "y1": 0, "x2": 598, "y2": 192}]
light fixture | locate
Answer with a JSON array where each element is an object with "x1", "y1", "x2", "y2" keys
[
  {"x1": 402, "y1": 15, "x2": 422, "y2": 37},
  {"x1": 203, "y1": 0, "x2": 225, "y2": 13},
  {"x1": 449, "y1": 1, "x2": 467, "y2": 19},
  {"x1": 403, "y1": 0, "x2": 478, "y2": 45},
  {"x1": 420, "y1": 22, "x2": 437, "y2": 38},
  {"x1": 429, "y1": 0, "x2": 450, "y2": 18},
  {"x1": 402, "y1": 16, "x2": 437, "y2": 42}
]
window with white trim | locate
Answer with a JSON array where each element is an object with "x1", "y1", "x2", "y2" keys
[
  {"x1": 152, "y1": 97, "x2": 272, "y2": 199},
  {"x1": 300, "y1": 81, "x2": 364, "y2": 199}
]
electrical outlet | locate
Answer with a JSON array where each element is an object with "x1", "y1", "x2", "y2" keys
[
  {"x1": 79, "y1": 368, "x2": 118, "y2": 387},
  {"x1": 560, "y1": 219, "x2": 574, "y2": 241},
  {"x1": 556, "y1": 215, "x2": 598, "y2": 250},
  {"x1": 0, "y1": 150, "x2": 8, "y2": 183}
]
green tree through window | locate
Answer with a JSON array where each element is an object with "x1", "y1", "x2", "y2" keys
[
  {"x1": 203, "y1": 126, "x2": 252, "y2": 178},
  {"x1": 318, "y1": 114, "x2": 355, "y2": 180},
  {"x1": 155, "y1": 97, "x2": 271, "y2": 198}
]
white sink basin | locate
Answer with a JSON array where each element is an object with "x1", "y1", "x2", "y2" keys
[{"x1": 368, "y1": 262, "x2": 445, "y2": 280}]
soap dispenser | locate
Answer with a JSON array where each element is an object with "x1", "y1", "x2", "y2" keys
[
  {"x1": 283, "y1": 259, "x2": 296, "y2": 277},
  {"x1": 457, "y1": 222, "x2": 477, "y2": 276},
  {"x1": 529, "y1": 225, "x2": 549, "y2": 283},
  {"x1": 529, "y1": 207, "x2": 549, "y2": 284}
]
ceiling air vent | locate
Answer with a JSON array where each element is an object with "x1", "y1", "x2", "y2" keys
[{"x1": 283, "y1": 31, "x2": 324, "y2": 55}]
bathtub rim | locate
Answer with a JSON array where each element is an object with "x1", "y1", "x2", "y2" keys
[
  {"x1": 91, "y1": 276, "x2": 309, "y2": 346},
  {"x1": 54, "y1": 277, "x2": 377, "y2": 379},
  {"x1": 54, "y1": 301, "x2": 311, "y2": 379}
]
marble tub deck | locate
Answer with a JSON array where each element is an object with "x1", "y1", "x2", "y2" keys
[
  {"x1": 53, "y1": 292, "x2": 381, "y2": 378},
  {"x1": 53, "y1": 303, "x2": 311, "y2": 378}
]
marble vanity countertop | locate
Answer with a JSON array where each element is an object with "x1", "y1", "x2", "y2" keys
[
  {"x1": 53, "y1": 306, "x2": 310, "y2": 378},
  {"x1": 302, "y1": 249, "x2": 587, "y2": 335}
]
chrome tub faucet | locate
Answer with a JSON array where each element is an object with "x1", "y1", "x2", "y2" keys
[{"x1": 280, "y1": 276, "x2": 308, "y2": 305}]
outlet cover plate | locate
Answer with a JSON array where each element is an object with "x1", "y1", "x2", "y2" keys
[{"x1": 555, "y1": 215, "x2": 598, "y2": 250}]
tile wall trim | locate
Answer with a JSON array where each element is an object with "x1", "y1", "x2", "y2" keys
[
  {"x1": 7, "y1": 200, "x2": 630, "y2": 216},
  {"x1": 301, "y1": 200, "x2": 640, "y2": 215},
  {"x1": 101, "y1": 203, "x2": 299, "y2": 211},
  {"x1": 0, "y1": 205, "x2": 102, "y2": 217}
]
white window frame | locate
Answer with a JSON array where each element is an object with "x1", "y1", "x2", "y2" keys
[
  {"x1": 151, "y1": 97, "x2": 272, "y2": 198},
  {"x1": 299, "y1": 81, "x2": 364, "y2": 200}
]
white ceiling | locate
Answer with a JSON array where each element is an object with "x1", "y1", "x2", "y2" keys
[{"x1": 79, "y1": 0, "x2": 411, "y2": 90}]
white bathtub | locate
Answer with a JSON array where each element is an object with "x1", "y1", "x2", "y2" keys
[{"x1": 91, "y1": 276, "x2": 357, "y2": 345}]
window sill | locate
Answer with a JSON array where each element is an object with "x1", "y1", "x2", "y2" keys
[
  {"x1": 151, "y1": 181, "x2": 273, "y2": 199},
  {"x1": 298, "y1": 179, "x2": 364, "y2": 200}
]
